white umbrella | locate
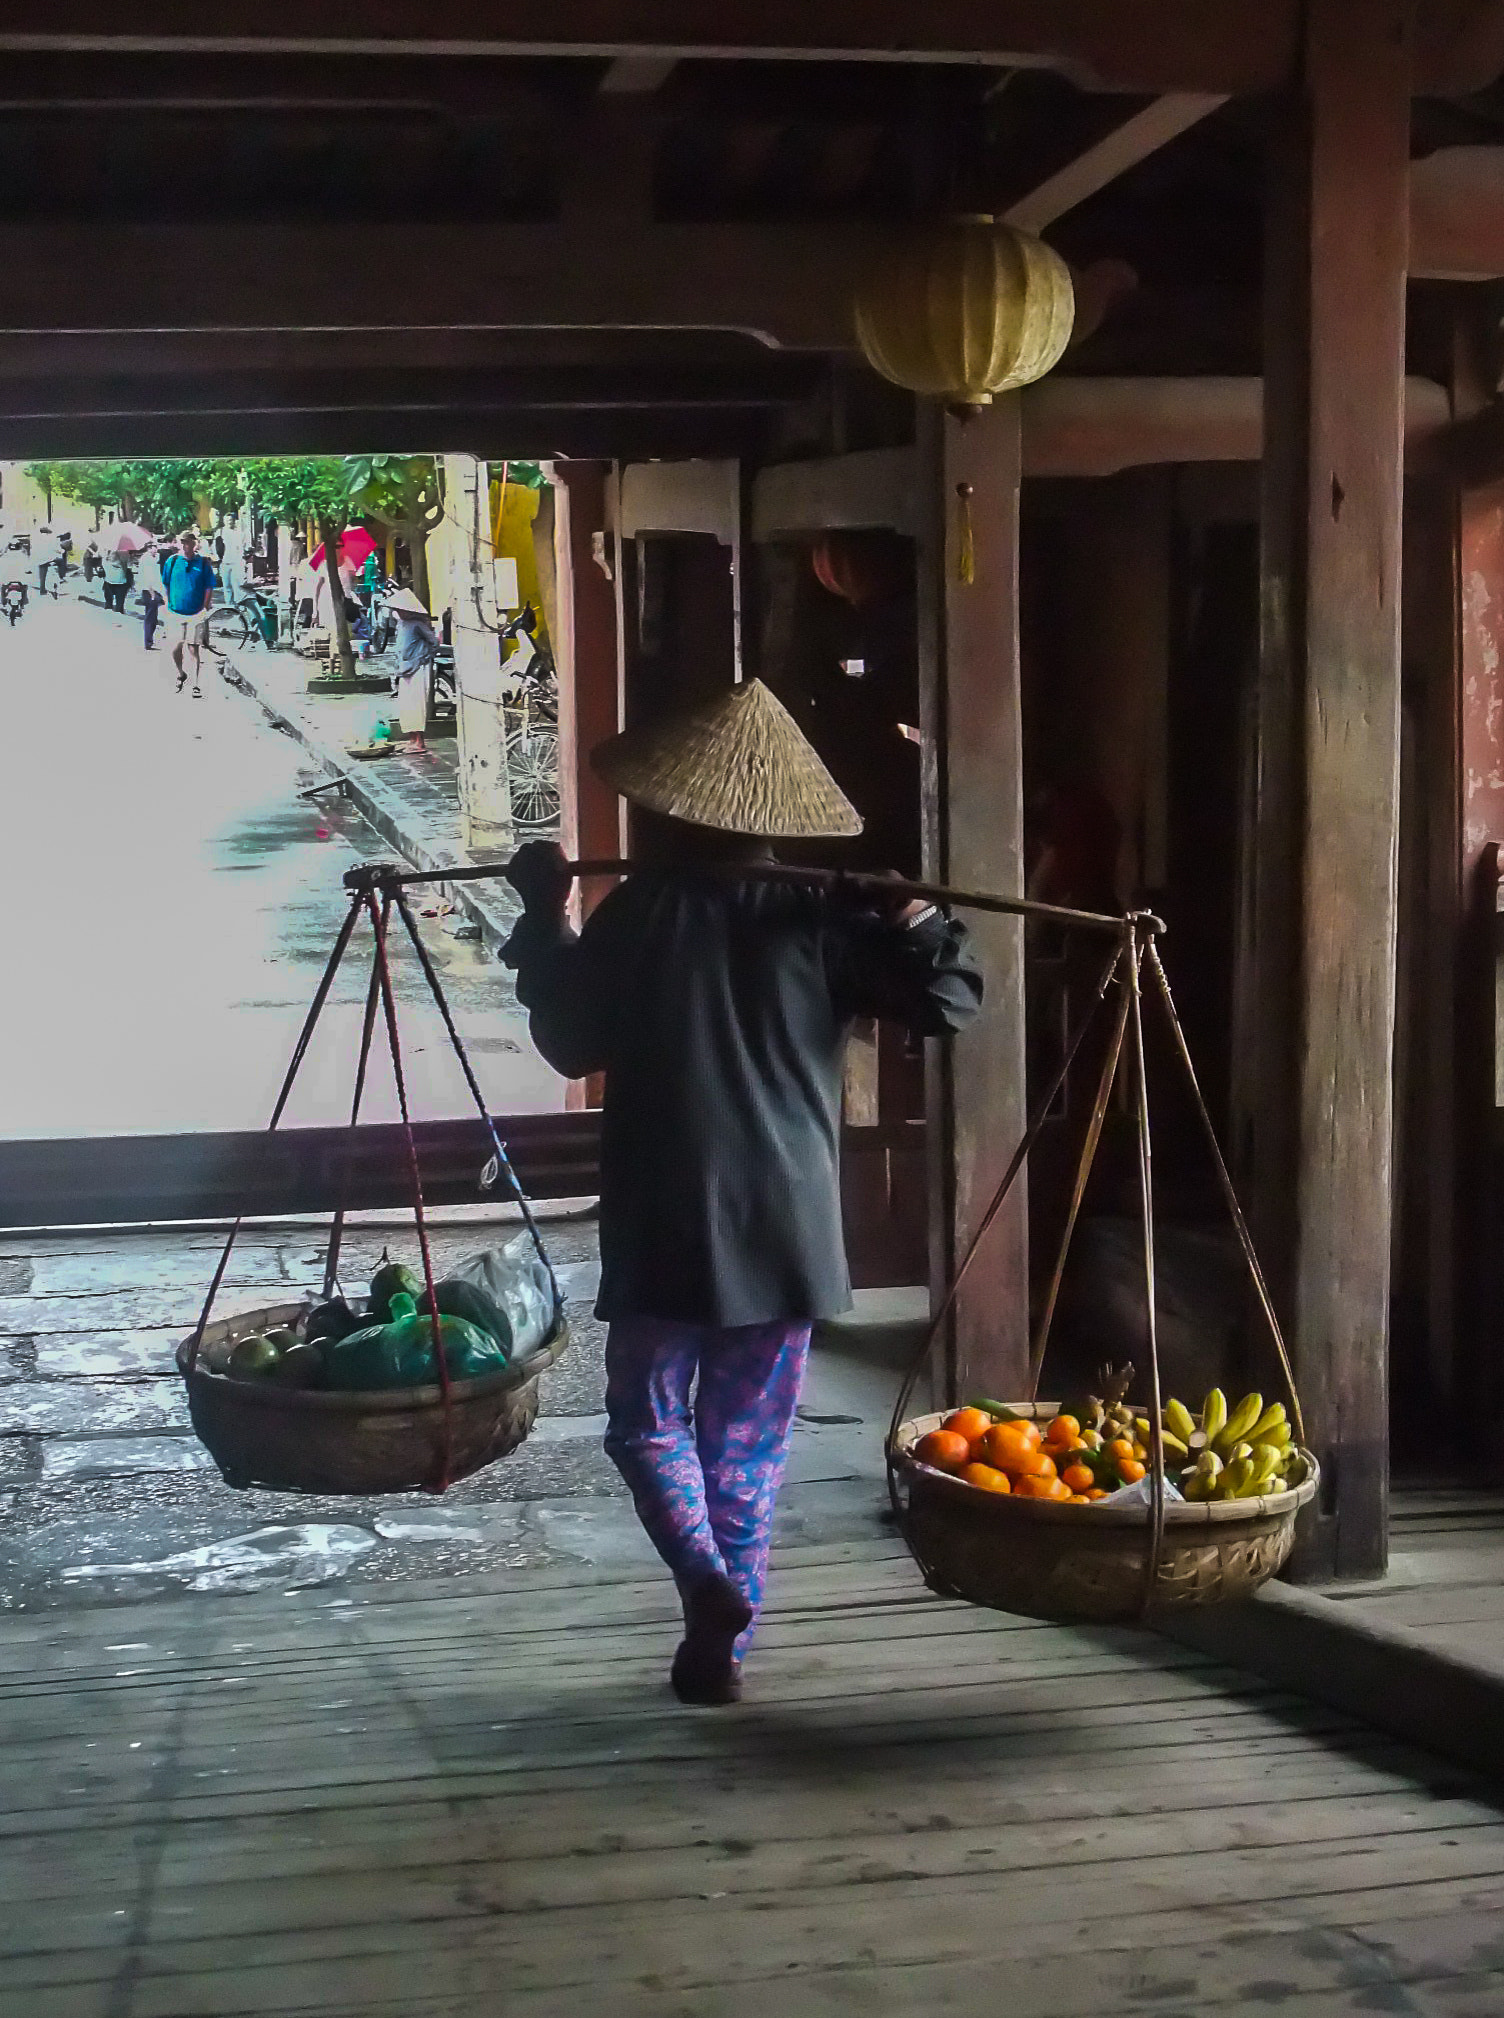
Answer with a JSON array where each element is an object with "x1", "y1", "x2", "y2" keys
[{"x1": 111, "y1": 523, "x2": 154, "y2": 554}]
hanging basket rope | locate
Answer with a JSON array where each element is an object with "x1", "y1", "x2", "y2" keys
[
  {"x1": 884, "y1": 910, "x2": 1317, "y2": 1628},
  {"x1": 179, "y1": 864, "x2": 567, "y2": 1497}
]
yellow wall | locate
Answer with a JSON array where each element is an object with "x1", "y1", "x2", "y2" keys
[{"x1": 489, "y1": 475, "x2": 551, "y2": 644}]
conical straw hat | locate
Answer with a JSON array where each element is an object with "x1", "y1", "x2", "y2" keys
[{"x1": 591, "y1": 678, "x2": 862, "y2": 839}]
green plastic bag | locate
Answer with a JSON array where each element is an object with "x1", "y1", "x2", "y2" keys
[{"x1": 322, "y1": 1291, "x2": 507, "y2": 1392}]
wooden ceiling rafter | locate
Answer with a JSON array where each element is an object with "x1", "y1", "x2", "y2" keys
[
  {"x1": 1002, "y1": 92, "x2": 1227, "y2": 231},
  {"x1": 2, "y1": 2, "x2": 1500, "y2": 95}
]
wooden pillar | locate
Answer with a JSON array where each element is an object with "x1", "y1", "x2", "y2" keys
[
  {"x1": 1456, "y1": 480, "x2": 1504, "y2": 1416},
  {"x1": 551, "y1": 460, "x2": 622, "y2": 1113},
  {"x1": 919, "y1": 398, "x2": 1029, "y2": 1402},
  {"x1": 553, "y1": 461, "x2": 624, "y2": 889},
  {"x1": 1254, "y1": 0, "x2": 1411, "y2": 1579}
]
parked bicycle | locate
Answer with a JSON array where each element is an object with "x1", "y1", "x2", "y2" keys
[
  {"x1": 499, "y1": 605, "x2": 559, "y2": 832},
  {"x1": 205, "y1": 589, "x2": 280, "y2": 654}
]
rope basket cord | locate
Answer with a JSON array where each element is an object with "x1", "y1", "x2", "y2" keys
[
  {"x1": 184, "y1": 863, "x2": 564, "y2": 1497},
  {"x1": 884, "y1": 909, "x2": 1314, "y2": 1625}
]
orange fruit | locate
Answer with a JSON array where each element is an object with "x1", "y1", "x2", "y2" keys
[
  {"x1": 1044, "y1": 1413, "x2": 1081, "y2": 1446},
  {"x1": 1009, "y1": 1448, "x2": 1058, "y2": 1482},
  {"x1": 942, "y1": 1407, "x2": 995, "y2": 1449},
  {"x1": 1067, "y1": 1493, "x2": 1091, "y2": 1504},
  {"x1": 1116, "y1": 1458, "x2": 1147, "y2": 1484},
  {"x1": 1084, "y1": 1488, "x2": 1108, "y2": 1501},
  {"x1": 1060, "y1": 1462, "x2": 1096, "y2": 1494},
  {"x1": 960, "y1": 1461, "x2": 1012, "y2": 1494},
  {"x1": 914, "y1": 1429, "x2": 971, "y2": 1472},
  {"x1": 1015, "y1": 1474, "x2": 1072, "y2": 1501},
  {"x1": 1106, "y1": 1437, "x2": 1137, "y2": 1462},
  {"x1": 977, "y1": 1423, "x2": 1034, "y2": 1471}
]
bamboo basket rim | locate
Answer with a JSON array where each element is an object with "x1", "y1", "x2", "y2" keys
[
  {"x1": 177, "y1": 1299, "x2": 568, "y2": 1415},
  {"x1": 892, "y1": 1405, "x2": 1319, "y2": 1527}
]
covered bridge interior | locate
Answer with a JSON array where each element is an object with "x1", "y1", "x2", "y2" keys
[{"x1": 7, "y1": 4, "x2": 1504, "y2": 1590}]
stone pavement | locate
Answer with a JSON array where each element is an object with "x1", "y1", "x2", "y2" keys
[
  {"x1": 0, "y1": 1214, "x2": 894, "y2": 1614},
  {"x1": 217, "y1": 638, "x2": 528, "y2": 956}
]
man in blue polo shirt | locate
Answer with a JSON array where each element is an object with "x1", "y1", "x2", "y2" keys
[{"x1": 161, "y1": 528, "x2": 216, "y2": 698}]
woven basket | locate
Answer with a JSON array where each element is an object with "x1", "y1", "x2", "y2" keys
[
  {"x1": 891, "y1": 1404, "x2": 1319, "y2": 1626},
  {"x1": 178, "y1": 1299, "x2": 569, "y2": 1495}
]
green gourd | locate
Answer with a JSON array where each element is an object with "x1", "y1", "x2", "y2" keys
[
  {"x1": 304, "y1": 1298, "x2": 364, "y2": 1347},
  {"x1": 369, "y1": 1255, "x2": 423, "y2": 1322},
  {"x1": 417, "y1": 1278, "x2": 511, "y2": 1356},
  {"x1": 323, "y1": 1292, "x2": 506, "y2": 1392}
]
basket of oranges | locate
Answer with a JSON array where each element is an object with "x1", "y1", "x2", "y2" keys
[{"x1": 889, "y1": 1375, "x2": 1317, "y2": 1626}]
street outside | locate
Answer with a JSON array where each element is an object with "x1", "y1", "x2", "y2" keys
[
  {"x1": 0, "y1": 581, "x2": 563, "y2": 1137},
  {"x1": 0, "y1": 575, "x2": 890, "y2": 1609}
]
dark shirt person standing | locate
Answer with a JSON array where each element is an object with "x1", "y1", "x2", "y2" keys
[{"x1": 504, "y1": 678, "x2": 982, "y2": 1704}]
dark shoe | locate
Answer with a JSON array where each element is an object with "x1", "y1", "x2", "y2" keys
[
  {"x1": 176, "y1": 671, "x2": 186, "y2": 691},
  {"x1": 669, "y1": 1571, "x2": 753, "y2": 1706},
  {"x1": 670, "y1": 1646, "x2": 744, "y2": 1706}
]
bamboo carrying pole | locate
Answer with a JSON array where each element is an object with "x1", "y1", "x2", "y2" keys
[{"x1": 343, "y1": 854, "x2": 1164, "y2": 941}]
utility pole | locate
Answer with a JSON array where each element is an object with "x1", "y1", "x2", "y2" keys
[{"x1": 439, "y1": 453, "x2": 514, "y2": 850}]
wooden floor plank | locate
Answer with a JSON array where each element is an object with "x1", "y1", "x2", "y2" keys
[{"x1": 2, "y1": 1529, "x2": 1500, "y2": 2016}]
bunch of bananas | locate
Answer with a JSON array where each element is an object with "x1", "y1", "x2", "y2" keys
[{"x1": 1159, "y1": 1390, "x2": 1299, "y2": 1502}]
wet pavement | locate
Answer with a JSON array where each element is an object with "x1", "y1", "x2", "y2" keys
[
  {"x1": 0, "y1": 585, "x2": 563, "y2": 1137},
  {"x1": 0, "y1": 1217, "x2": 893, "y2": 1615}
]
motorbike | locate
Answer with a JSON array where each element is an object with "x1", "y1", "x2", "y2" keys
[{"x1": 2, "y1": 579, "x2": 29, "y2": 626}]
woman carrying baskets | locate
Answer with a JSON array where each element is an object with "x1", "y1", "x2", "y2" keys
[{"x1": 504, "y1": 680, "x2": 983, "y2": 1705}]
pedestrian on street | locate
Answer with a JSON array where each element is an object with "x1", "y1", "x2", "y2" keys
[
  {"x1": 137, "y1": 541, "x2": 166, "y2": 650},
  {"x1": 504, "y1": 681, "x2": 984, "y2": 1705},
  {"x1": 100, "y1": 546, "x2": 133, "y2": 614},
  {"x1": 286, "y1": 537, "x2": 311, "y2": 636},
  {"x1": 218, "y1": 517, "x2": 247, "y2": 608},
  {"x1": 82, "y1": 538, "x2": 102, "y2": 585},
  {"x1": 35, "y1": 525, "x2": 66, "y2": 598},
  {"x1": 386, "y1": 587, "x2": 438, "y2": 729},
  {"x1": 161, "y1": 528, "x2": 216, "y2": 697}
]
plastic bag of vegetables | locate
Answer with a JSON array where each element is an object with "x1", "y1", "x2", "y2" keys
[
  {"x1": 322, "y1": 1290, "x2": 508, "y2": 1391},
  {"x1": 426, "y1": 1232, "x2": 556, "y2": 1361}
]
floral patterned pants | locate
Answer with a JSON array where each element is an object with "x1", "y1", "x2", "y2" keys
[{"x1": 604, "y1": 1315, "x2": 813, "y2": 1656}]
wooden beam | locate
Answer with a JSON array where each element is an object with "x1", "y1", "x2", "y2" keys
[
  {"x1": 1253, "y1": 0, "x2": 1411, "y2": 1582},
  {"x1": 0, "y1": 2, "x2": 1491, "y2": 92},
  {"x1": 617, "y1": 460, "x2": 740, "y2": 541},
  {"x1": 0, "y1": 220, "x2": 866, "y2": 350},
  {"x1": 0, "y1": 328, "x2": 788, "y2": 377},
  {"x1": 919, "y1": 398, "x2": 1030, "y2": 1402},
  {"x1": 0, "y1": 49, "x2": 571, "y2": 112},
  {"x1": 1002, "y1": 93, "x2": 1226, "y2": 233},
  {"x1": 0, "y1": 408, "x2": 773, "y2": 461},
  {"x1": 751, "y1": 448, "x2": 922, "y2": 539},
  {"x1": 1412, "y1": 148, "x2": 1504, "y2": 282},
  {"x1": 1020, "y1": 374, "x2": 1450, "y2": 476},
  {"x1": 0, "y1": 365, "x2": 813, "y2": 419},
  {"x1": 598, "y1": 55, "x2": 677, "y2": 93},
  {"x1": 0, "y1": 3, "x2": 1305, "y2": 94}
]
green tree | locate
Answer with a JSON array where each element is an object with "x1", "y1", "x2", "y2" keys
[
  {"x1": 343, "y1": 453, "x2": 442, "y2": 606},
  {"x1": 244, "y1": 456, "x2": 361, "y2": 675},
  {"x1": 25, "y1": 457, "x2": 248, "y2": 532}
]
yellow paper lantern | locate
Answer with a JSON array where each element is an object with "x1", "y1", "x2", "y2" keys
[{"x1": 854, "y1": 217, "x2": 1075, "y2": 407}]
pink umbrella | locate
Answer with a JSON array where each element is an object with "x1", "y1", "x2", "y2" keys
[
  {"x1": 112, "y1": 523, "x2": 154, "y2": 554},
  {"x1": 309, "y1": 525, "x2": 379, "y2": 572}
]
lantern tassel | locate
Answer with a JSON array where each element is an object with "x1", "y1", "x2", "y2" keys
[{"x1": 955, "y1": 482, "x2": 975, "y2": 586}]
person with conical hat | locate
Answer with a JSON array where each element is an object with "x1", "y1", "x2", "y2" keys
[{"x1": 504, "y1": 679, "x2": 982, "y2": 1704}]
